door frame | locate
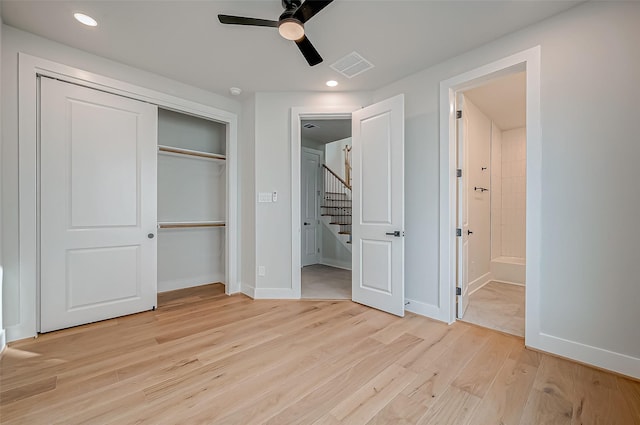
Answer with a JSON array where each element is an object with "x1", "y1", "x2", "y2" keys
[
  {"x1": 301, "y1": 146, "x2": 324, "y2": 267},
  {"x1": 290, "y1": 106, "x2": 359, "y2": 298},
  {"x1": 439, "y1": 46, "x2": 541, "y2": 346},
  {"x1": 13, "y1": 53, "x2": 238, "y2": 341}
]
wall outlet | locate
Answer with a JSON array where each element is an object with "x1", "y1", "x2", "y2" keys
[{"x1": 258, "y1": 266, "x2": 266, "y2": 276}]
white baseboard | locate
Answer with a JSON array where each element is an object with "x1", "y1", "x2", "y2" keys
[
  {"x1": 253, "y1": 287, "x2": 299, "y2": 299},
  {"x1": 531, "y1": 332, "x2": 640, "y2": 380},
  {"x1": 0, "y1": 329, "x2": 6, "y2": 353},
  {"x1": 157, "y1": 274, "x2": 225, "y2": 293},
  {"x1": 404, "y1": 298, "x2": 448, "y2": 323},
  {"x1": 320, "y1": 258, "x2": 352, "y2": 271},
  {"x1": 468, "y1": 272, "x2": 492, "y2": 295},
  {"x1": 241, "y1": 283, "x2": 256, "y2": 299}
]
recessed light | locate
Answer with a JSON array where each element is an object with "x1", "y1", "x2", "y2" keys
[
  {"x1": 326, "y1": 80, "x2": 338, "y2": 87},
  {"x1": 74, "y1": 13, "x2": 98, "y2": 27}
]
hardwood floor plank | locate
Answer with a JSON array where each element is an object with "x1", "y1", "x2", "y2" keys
[
  {"x1": 451, "y1": 331, "x2": 519, "y2": 398},
  {"x1": 417, "y1": 386, "x2": 481, "y2": 425},
  {"x1": 1, "y1": 288, "x2": 637, "y2": 425},
  {"x1": 328, "y1": 363, "x2": 417, "y2": 424},
  {"x1": 465, "y1": 345, "x2": 538, "y2": 425},
  {"x1": 367, "y1": 325, "x2": 489, "y2": 424},
  {"x1": 263, "y1": 333, "x2": 423, "y2": 425},
  {"x1": 519, "y1": 355, "x2": 576, "y2": 425}
]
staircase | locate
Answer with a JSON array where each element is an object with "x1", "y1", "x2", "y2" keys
[{"x1": 321, "y1": 165, "x2": 352, "y2": 250}]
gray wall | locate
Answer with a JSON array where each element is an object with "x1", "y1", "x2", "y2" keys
[{"x1": 373, "y1": 2, "x2": 640, "y2": 362}]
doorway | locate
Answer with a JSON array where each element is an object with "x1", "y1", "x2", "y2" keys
[
  {"x1": 291, "y1": 96, "x2": 406, "y2": 316},
  {"x1": 456, "y1": 72, "x2": 527, "y2": 337},
  {"x1": 439, "y1": 47, "x2": 542, "y2": 343},
  {"x1": 300, "y1": 119, "x2": 352, "y2": 299}
]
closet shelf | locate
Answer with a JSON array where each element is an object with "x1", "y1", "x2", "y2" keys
[
  {"x1": 158, "y1": 145, "x2": 226, "y2": 161},
  {"x1": 158, "y1": 221, "x2": 226, "y2": 229}
]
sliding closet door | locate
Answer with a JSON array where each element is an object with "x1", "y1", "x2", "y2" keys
[{"x1": 40, "y1": 77, "x2": 158, "y2": 333}]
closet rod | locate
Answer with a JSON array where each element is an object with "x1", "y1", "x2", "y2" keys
[
  {"x1": 158, "y1": 222, "x2": 226, "y2": 229},
  {"x1": 158, "y1": 145, "x2": 226, "y2": 160}
]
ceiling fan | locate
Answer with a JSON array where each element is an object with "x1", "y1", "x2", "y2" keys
[{"x1": 218, "y1": 0, "x2": 334, "y2": 67}]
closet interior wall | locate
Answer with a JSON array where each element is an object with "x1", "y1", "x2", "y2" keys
[{"x1": 157, "y1": 108, "x2": 227, "y2": 292}]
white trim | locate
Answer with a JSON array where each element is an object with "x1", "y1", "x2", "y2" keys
[
  {"x1": 157, "y1": 275, "x2": 226, "y2": 293},
  {"x1": 290, "y1": 106, "x2": 360, "y2": 300},
  {"x1": 533, "y1": 333, "x2": 640, "y2": 380},
  {"x1": 319, "y1": 259, "x2": 352, "y2": 271},
  {"x1": 13, "y1": 53, "x2": 239, "y2": 341},
  {"x1": 468, "y1": 272, "x2": 492, "y2": 295},
  {"x1": 241, "y1": 283, "x2": 256, "y2": 299},
  {"x1": 0, "y1": 330, "x2": 6, "y2": 353},
  {"x1": 254, "y1": 287, "x2": 299, "y2": 300},
  {"x1": 405, "y1": 298, "x2": 443, "y2": 321},
  {"x1": 439, "y1": 47, "x2": 541, "y2": 334}
]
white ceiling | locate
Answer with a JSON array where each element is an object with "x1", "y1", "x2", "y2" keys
[
  {"x1": 302, "y1": 118, "x2": 351, "y2": 144},
  {"x1": 0, "y1": 1, "x2": 580, "y2": 99},
  {"x1": 464, "y1": 71, "x2": 526, "y2": 130}
]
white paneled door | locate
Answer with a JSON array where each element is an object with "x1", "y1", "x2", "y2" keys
[
  {"x1": 457, "y1": 95, "x2": 470, "y2": 319},
  {"x1": 301, "y1": 148, "x2": 321, "y2": 266},
  {"x1": 351, "y1": 95, "x2": 405, "y2": 316},
  {"x1": 40, "y1": 77, "x2": 158, "y2": 333}
]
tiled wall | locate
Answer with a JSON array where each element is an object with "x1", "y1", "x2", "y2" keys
[
  {"x1": 500, "y1": 127, "x2": 526, "y2": 258},
  {"x1": 490, "y1": 122, "x2": 502, "y2": 259}
]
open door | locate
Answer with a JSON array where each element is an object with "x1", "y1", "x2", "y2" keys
[
  {"x1": 351, "y1": 95, "x2": 405, "y2": 316},
  {"x1": 456, "y1": 95, "x2": 470, "y2": 318}
]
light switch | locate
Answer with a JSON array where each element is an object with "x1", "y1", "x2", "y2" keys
[{"x1": 258, "y1": 192, "x2": 272, "y2": 203}]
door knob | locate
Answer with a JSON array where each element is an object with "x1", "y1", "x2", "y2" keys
[
  {"x1": 385, "y1": 231, "x2": 402, "y2": 237},
  {"x1": 467, "y1": 230, "x2": 473, "y2": 235},
  {"x1": 304, "y1": 222, "x2": 311, "y2": 226},
  {"x1": 148, "y1": 233, "x2": 155, "y2": 239}
]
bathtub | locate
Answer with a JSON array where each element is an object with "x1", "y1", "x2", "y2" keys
[{"x1": 490, "y1": 256, "x2": 525, "y2": 285}]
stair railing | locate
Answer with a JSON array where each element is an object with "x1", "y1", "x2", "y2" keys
[{"x1": 322, "y1": 164, "x2": 352, "y2": 238}]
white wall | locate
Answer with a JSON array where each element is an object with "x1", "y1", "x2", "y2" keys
[
  {"x1": 1, "y1": 25, "x2": 241, "y2": 341},
  {"x1": 500, "y1": 127, "x2": 526, "y2": 258},
  {"x1": 324, "y1": 137, "x2": 351, "y2": 182},
  {"x1": 250, "y1": 92, "x2": 371, "y2": 296},
  {"x1": 464, "y1": 96, "x2": 492, "y2": 286},
  {"x1": 373, "y1": 2, "x2": 640, "y2": 373},
  {"x1": 490, "y1": 122, "x2": 502, "y2": 259}
]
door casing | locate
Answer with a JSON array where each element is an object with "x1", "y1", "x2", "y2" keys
[{"x1": 439, "y1": 47, "x2": 541, "y2": 348}]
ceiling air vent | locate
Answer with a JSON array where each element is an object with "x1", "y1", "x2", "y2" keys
[
  {"x1": 330, "y1": 52, "x2": 374, "y2": 79},
  {"x1": 303, "y1": 123, "x2": 318, "y2": 129}
]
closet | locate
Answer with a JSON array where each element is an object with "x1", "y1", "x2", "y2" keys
[{"x1": 157, "y1": 108, "x2": 227, "y2": 293}]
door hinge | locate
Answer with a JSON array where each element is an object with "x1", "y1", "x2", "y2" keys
[
  {"x1": 318, "y1": 248, "x2": 320, "y2": 253},
  {"x1": 456, "y1": 287, "x2": 462, "y2": 296},
  {"x1": 456, "y1": 110, "x2": 462, "y2": 119},
  {"x1": 456, "y1": 169, "x2": 462, "y2": 178},
  {"x1": 456, "y1": 228, "x2": 462, "y2": 237}
]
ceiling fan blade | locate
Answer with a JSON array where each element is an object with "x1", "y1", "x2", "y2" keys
[
  {"x1": 217, "y1": 14, "x2": 278, "y2": 27},
  {"x1": 295, "y1": 35, "x2": 323, "y2": 66},
  {"x1": 293, "y1": 0, "x2": 333, "y2": 23}
]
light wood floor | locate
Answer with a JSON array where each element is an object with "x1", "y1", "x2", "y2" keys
[
  {"x1": 462, "y1": 281, "x2": 525, "y2": 337},
  {"x1": 1, "y1": 284, "x2": 638, "y2": 425},
  {"x1": 302, "y1": 264, "x2": 351, "y2": 299}
]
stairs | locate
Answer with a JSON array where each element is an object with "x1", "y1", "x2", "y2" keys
[{"x1": 321, "y1": 191, "x2": 352, "y2": 250}]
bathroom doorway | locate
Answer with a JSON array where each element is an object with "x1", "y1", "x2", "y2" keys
[{"x1": 456, "y1": 71, "x2": 527, "y2": 337}]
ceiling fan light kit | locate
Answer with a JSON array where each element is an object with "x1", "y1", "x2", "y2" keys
[
  {"x1": 278, "y1": 18, "x2": 305, "y2": 41},
  {"x1": 218, "y1": 0, "x2": 334, "y2": 66}
]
